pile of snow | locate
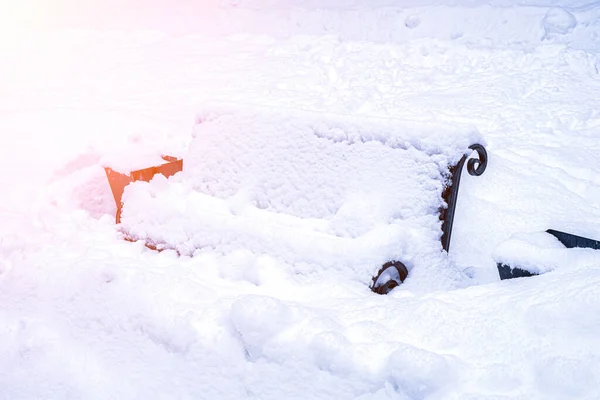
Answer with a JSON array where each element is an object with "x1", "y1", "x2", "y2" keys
[
  {"x1": 120, "y1": 109, "x2": 483, "y2": 291},
  {"x1": 542, "y1": 7, "x2": 577, "y2": 37}
]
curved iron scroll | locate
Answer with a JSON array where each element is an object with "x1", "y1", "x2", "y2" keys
[{"x1": 440, "y1": 144, "x2": 488, "y2": 252}]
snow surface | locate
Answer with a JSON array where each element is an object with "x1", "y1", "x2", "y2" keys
[{"x1": 2, "y1": 0, "x2": 600, "y2": 399}]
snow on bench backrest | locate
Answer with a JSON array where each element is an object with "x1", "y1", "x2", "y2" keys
[{"x1": 120, "y1": 109, "x2": 482, "y2": 291}]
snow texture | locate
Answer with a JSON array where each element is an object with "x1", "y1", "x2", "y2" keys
[
  {"x1": 120, "y1": 109, "x2": 482, "y2": 289},
  {"x1": 542, "y1": 7, "x2": 577, "y2": 36},
  {"x1": 2, "y1": 0, "x2": 600, "y2": 399}
]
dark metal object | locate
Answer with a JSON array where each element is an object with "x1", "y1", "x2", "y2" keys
[
  {"x1": 546, "y1": 229, "x2": 600, "y2": 250},
  {"x1": 370, "y1": 261, "x2": 409, "y2": 295},
  {"x1": 496, "y1": 263, "x2": 537, "y2": 280},
  {"x1": 440, "y1": 144, "x2": 488, "y2": 252},
  {"x1": 370, "y1": 144, "x2": 488, "y2": 294},
  {"x1": 497, "y1": 230, "x2": 599, "y2": 280}
]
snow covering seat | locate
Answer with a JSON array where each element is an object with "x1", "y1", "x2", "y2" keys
[{"x1": 119, "y1": 109, "x2": 485, "y2": 291}]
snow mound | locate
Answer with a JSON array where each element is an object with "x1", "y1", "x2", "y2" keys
[
  {"x1": 542, "y1": 7, "x2": 577, "y2": 36},
  {"x1": 120, "y1": 108, "x2": 484, "y2": 291}
]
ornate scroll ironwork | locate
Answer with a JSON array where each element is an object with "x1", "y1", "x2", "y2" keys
[
  {"x1": 371, "y1": 144, "x2": 487, "y2": 294},
  {"x1": 440, "y1": 144, "x2": 488, "y2": 252}
]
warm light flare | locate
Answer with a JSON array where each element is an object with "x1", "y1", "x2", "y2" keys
[
  {"x1": 0, "y1": 1, "x2": 47, "y2": 34},
  {"x1": 0, "y1": 0, "x2": 93, "y2": 41}
]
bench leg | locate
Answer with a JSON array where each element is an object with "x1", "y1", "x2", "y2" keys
[
  {"x1": 440, "y1": 144, "x2": 488, "y2": 252},
  {"x1": 370, "y1": 261, "x2": 409, "y2": 295}
]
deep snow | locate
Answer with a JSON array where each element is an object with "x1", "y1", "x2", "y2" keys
[
  {"x1": 1, "y1": 0, "x2": 600, "y2": 399},
  {"x1": 120, "y1": 109, "x2": 483, "y2": 293}
]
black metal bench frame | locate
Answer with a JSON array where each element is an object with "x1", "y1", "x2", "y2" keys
[
  {"x1": 497, "y1": 229, "x2": 600, "y2": 280},
  {"x1": 371, "y1": 144, "x2": 488, "y2": 294}
]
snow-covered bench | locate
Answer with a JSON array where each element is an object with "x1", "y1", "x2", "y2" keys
[
  {"x1": 494, "y1": 229, "x2": 600, "y2": 280},
  {"x1": 118, "y1": 109, "x2": 487, "y2": 293}
]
